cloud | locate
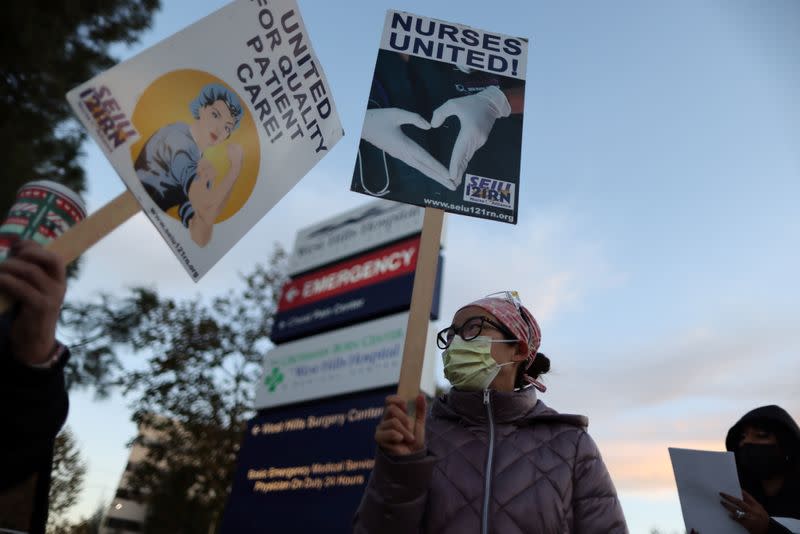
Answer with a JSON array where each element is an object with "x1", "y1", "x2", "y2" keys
[
  {"x1": 438, "y1": 205, "x2": 621, "y2": 325},
  {"x1": 598, "y1": 438, "x2": 723, "y2": 492},
  {"x1": 67, "y1": 212, "x2": 188, "y2": 299},
  {"x1": 546, "y1": 312, "x2": 800, "y2": 419},
  {"x1": 539, "y1": 311, "x2": 800, "y2": 493}
]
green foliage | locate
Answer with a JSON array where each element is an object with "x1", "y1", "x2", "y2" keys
[
  {"x1": 47, "y1": 427, "x2": 87, "y2": 533},
  {"x1": 63, "y1": 245, "x2": 287, "y2": 532},
  {"x1": 60, "y1": 289, "x2": 148, "y2": 398},
  {"x1": 138, "y1": 464, "x2": 218, "y2": 534},
  {"x1": 57, "y1": 501, "x2": 105, "y2": 534},
  {"x1": 0, "y1": 0, "x2": 160, "y2": 216}
]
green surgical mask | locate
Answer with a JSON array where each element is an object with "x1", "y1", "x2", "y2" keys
[{"x1": 442, "y1": 335, "x2": 516, "y2": 391}]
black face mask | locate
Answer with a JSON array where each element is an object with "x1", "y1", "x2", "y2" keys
[{"x1": 736, "y1": 443, "x2": 788, "y2": 479}]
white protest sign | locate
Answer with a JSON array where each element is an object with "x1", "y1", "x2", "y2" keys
[
  {"x1": 669, "y1": 448, "x2": 748, "y2": 534},
  {"x1": 775, "y1": 518, "x2": 800, "y2": 533},
  {"x1": 255, "y1": 312, "x2": 438, "y2": 409},
  {"x1": 67, "y1": 0, "x2": 343, "y2": 280}
]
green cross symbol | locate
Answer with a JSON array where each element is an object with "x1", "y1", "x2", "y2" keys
[{"x1": 264, "y1": 367, "x2": 284, "y2": 392}]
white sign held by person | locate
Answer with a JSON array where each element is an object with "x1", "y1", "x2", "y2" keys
[
  {"x1": 351, "y1": 10, "x2": 527, "y2": 225},
  {"x1": 67, "y1": 0, "x2": 343, "y2": 280},
  {"x1": 669, "y1": 448, "x2": 748, "y2": 534}
]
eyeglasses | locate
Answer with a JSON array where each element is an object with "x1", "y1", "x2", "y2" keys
[{"x1": 436, "y1": 316, "x2": 514, "y2": 349}]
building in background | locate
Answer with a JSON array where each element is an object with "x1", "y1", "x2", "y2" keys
[
  {"x1": 100, "y1": 458, "x2": 145, "y2": 533},
  {"x1": 99, "y1": 422, "x2": 160, "y2": 534}
]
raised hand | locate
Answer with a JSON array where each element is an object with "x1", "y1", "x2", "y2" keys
[
  {"x1": 0, "y1": 241, "x2": 66, "y2": 365},
  {"x1": 719, "y1": 491, "x2": 771, "y2": 534},
  {"x1": 374, "y1": 394, "x2": 427, "y2": 456}
]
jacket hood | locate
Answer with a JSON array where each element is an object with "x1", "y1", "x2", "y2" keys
[
  {"x1": 725, "y1": 405, "x2": 800, "y2": 455},
  {"x1": 432, "y1": 387, "x2": 588, "y2": 428}
]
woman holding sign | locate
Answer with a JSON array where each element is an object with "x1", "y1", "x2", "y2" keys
[
  {"x1": 711, "y1": 406, "x2": 800, "y2": 534},
  {"x1": 354, "y1": 292, "x2": 628, "y2": 534}
]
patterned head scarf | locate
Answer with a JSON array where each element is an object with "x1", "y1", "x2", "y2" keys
[
  {"x1": 458, "y1": 294, "x2": 541, "y2": 359},
  {"x1": 457, "y1": 293, "x2": 545, "y2": 390}
]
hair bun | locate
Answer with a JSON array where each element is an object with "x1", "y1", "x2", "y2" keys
[{"x1": 529, "y1": 352, "x2": 550, "y2": 378}]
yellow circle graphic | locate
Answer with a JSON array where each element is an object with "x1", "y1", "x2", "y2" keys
[{"x1": 130, "y1": 69, "x2": 259, "y2": 223}]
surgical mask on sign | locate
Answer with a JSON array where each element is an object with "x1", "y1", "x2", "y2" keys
[{"x1": 442, "y1": 335, "x2": 516, "y2": 391}]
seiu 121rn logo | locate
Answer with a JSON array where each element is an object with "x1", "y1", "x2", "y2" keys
[
  {"x1": 78, "y1": 86, "x2": 137, "y2": 151},
  {"x1": 463, "y1": 175, "x2": 515, "y2": 210}
]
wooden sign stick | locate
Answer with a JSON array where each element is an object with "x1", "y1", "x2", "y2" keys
[
  {"x1": 0, "y1": 190, "x2": 140, "y2": 313},
  {"x1": 397, "y1": 207, "x2": 444, "y2": 405}
]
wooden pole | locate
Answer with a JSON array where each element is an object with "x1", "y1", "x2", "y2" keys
[
  {"x1": 397, "y1": 207, "x2": 444, "y2": 405},
  {"x1": 0, "y1": 190, "x2": 140, "y2": 313},
  {"x1": 45, "y1": 190, "x2": 140, "y2": 265}
]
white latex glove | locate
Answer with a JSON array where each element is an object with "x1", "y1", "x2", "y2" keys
[
  {"x1": 361, "y1": 108, "x2": 456, "y2": 190},
  {"x1": 431, "y1": 85, "x2": 511, "y2": 186}
]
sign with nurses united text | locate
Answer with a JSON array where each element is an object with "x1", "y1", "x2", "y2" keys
[
  {"x1": 350, "y1": 10, "x2": 527, "y2": 224},
  {"x1": 66, "y1": 0, "x2": 343, "y2": 280}
]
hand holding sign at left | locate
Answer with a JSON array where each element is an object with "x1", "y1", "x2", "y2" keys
[
  {"x1": 0, "y1": 240, "x2": 66, "y2": 366},
  {"x1": 0, "y1": 240, "x2": 70, "y2": 534}
]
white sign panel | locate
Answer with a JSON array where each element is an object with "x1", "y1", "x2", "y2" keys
[
  {"x1": 775, "y1": 518, "x2": 800, "y2": 533},
  {"x1": 669, "y1": 448, "x2": 747, "y2": 534},
  {"x1": 255, "y1": 312, "x2": 438, "y2": 409},
  {"x1": 67, "y1": 0, "x2": 343, "y2": 280},
  {"x1": 287, "y1": 199, "x2": 425, "y2": 275}
]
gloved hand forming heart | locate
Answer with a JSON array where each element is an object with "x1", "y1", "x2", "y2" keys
[
  {"x1": 361, "y1": 108, "x2": 457, "y2": 191},
  {"x1": 430, "y1": 85, "x2": 511, "y2": 188}
]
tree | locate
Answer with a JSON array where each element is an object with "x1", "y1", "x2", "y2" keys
[
  {"x1": 139, "y1": 465, "x2": 218, "y2": 534},
  {"x1": 0, "y1": 1, "x2": 161, "y2": 217},
  {"x1": 63, "y1": 245, "x2": 287, "y2": 532},
  {"x1": 48, "y1": 427, "x2": 87, "y2": 534},
  {"x1": 65, "y1": 501, "x2": 105, "y2": 534}
]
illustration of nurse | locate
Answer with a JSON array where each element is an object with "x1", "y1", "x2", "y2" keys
[{"x1": 134, "y1": 83, "x2": 244, "y2": 247}]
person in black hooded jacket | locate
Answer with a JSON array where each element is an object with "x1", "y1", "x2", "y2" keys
[
  {"x1": 718, "y1": 405, "x2": 800, "y2": 534},
  {"x1": 0, "y1": 240, "x2": 70, "y2": 534}
]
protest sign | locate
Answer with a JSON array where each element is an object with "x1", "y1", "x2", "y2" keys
[
  {"x1": 351, "y1": 10, "x2": 527, "y2": 225},
  {"x1": 66, "y1": 0, "x2": 343, "y2": 280},
  {"x1": 348, "y1": 11, "x2": 528, "y2": 403},
  {"x1": 669, "y1": 448, "x2": 747, "y2": 534}
]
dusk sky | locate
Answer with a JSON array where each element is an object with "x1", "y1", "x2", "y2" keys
[{"x1": 61, "y1": 1, "x2": 799, "y2": 532}]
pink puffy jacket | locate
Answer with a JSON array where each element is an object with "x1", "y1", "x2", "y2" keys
[{"x1": 354, "y1": 388, "x2": 628, "y2": 534}]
